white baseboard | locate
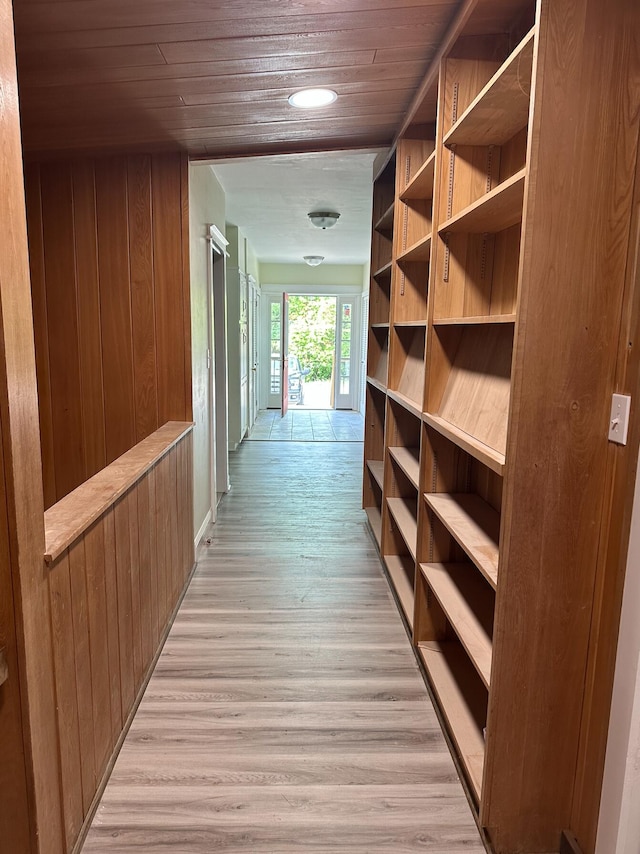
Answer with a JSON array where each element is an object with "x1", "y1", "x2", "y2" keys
[{"x1": 194, "y1": 508, "x2": 213, "y2": 549}]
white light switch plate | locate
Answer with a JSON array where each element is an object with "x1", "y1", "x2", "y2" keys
[{"x1": 608, "y1": 393, "x2": 631, "y2": 445}]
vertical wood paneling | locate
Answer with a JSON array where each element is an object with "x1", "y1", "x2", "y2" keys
[
  {"x1": 152, "y1": 154, "x2": 186, "y2": 425},
  {"x1": 24, "y1": 164, "x2": 57, "y2": 508},
  {"x1": 169, "y1": 446, "x2": 180, "y2": 605},
  {"x1": 148, "y1": 464, "x2": 160, "y2": 647},
  {"x1": 40, "y1": 163, "x2": 85, "y2": 500},
  {"x1": 103, "y1": 508, "x2": 122, "y2": 741},
  {"x1": 83, "y1": 519, "x2": 113, "y2": 778},
  {"x1": 137, "y1": 473, "x2": 153, "y2": 672},
  {"x1": 127, "y1": 155, "x2": 159, "y2": 443},
  {"x1": 113, "y1": 496, "x2": 134, "y2": 717},
  {"x1": 128, "y1": 488, "x2": 143, "y2": 685},
  {"x1": 49, "y1": 553, "x2": 83, "y2": 848},
  {"x1": 95, "y1": 158, "x2": 136, "y2": 466},
  {"x1": 27, "y1": 151, "x2": 192, "y2": 507},
  {"x1": 68, "y1": 537, "x2": 96, "y2": 814},
  {"x1": 157, "y1": 457, "x2": 169, "y2": 631},
  {"x1": 72, "y1": 160, "x2": 107, "y2": 482}
]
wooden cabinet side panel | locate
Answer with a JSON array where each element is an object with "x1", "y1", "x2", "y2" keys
[{"x1": 483, "y1": 0, "x2": 640, "y2": 850}]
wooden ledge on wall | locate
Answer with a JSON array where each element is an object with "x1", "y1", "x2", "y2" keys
[{"x1": 44, "y1": 421, "x2": 194, "y2": 562}]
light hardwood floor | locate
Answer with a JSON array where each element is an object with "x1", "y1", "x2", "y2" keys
[
  {"x1": 82, "y1": 442, "x2": 485, "y2": 853},
  {"x1": 247, "y1": 409, "x2": 365, "y2": 442}
]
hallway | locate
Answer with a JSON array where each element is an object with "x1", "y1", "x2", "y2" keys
[{"x1": 82, "y1": 442, "x2": 484, "y2": 853}]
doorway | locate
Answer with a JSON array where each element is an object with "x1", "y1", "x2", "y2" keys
[{"x1": 264, "y1": 292, "x2": 360, "y2": 412}]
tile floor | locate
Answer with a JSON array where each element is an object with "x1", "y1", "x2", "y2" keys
[{"x1": 246, "y1": 408, "x2": 365, "y2": 442}]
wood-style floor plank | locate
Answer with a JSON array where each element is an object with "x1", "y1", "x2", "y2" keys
[{"x1": 82, "y1": 441, "x2": 483, "y2": 853}]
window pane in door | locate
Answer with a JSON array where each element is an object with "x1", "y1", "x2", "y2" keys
[
  {"x1": 340, "y1": 303, "x2": 352, "y2": 395},
  {"x1": 270, "y1": 301, "x2": 281, "y2": 394}
]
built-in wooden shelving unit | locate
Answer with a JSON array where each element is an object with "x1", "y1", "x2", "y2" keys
[{"x1": 363, "y1": 2, "x2": 640, "y2": 851}]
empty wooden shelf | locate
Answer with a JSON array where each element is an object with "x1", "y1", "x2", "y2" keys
[
  {"x1": 397, "y1": 232, "x2": 432, "y2": 263},
  {"x1": 444, "y1": 29, "x2": 536, "y2": 147},
  {"x1": 364, "y1": 505, "x2": 382, "y2": 545},
  {"x1": 386, "y1": 496, "x2": 418, "y2": 560},
  {"x1": 424, "y1": 493, "x2": 499, "y2": 587},
  {"x1": 374, "y1": 202, "x2": 395, "y2": 237},
  {"x1": 423, "y1": 413, "x2": 506, "y2": 476},
  {"x1": 439, "y1": 169, "x2": 526, "y2": 234},
  {"x1": 418, "y1": 640, "x2": 486, "y2": 800},
  {"x1": 400, "y1": 150, "x2": 436, "y2": 201},
  {"x1": 373, "y1": 260, "x2": 393, "y2": 281},
  {"x1": 366, "y1": 376, "x2": 387, "y2": 394},
  {"x1": 387, "y1": 388, "x2": 422, "y2": 419},
  {"x1": 389, "y1": 446, "x2": 420, "y2": 490},
  {"x1": 433, "y1": 314, "x2": 516, "y2": 326},
  {"x1": 384, "y1": 554, "x2": 415, "y2": 627},
  {"x1": 367, "y1": 459, "x2": 384, "y2": 490},
  {"x1": 420, "y1": 562, "x2": 494, "y2": 687}
]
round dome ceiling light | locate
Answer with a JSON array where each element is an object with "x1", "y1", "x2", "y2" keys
[
  {"x1": 308, "y1": 211, "x2": 340, "y2": 229},
  {"x1": 303, "y1": 255, "x2": 325, "y2": 267},
  {"x1": 288, "y1": 88, "x2": 338, "y2": 109}
]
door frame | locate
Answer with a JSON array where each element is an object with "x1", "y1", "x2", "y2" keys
[
  {"x1": 261, "y1": 284, "x2": 363, "y2": 411},
  {"x1": 206, "y1": 224, "x2": 230, "y2": 519}
]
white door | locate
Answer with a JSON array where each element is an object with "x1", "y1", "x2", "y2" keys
[
  {"x1": 334, "y1": 296, "x2": 358, "y2": 410},
  {"x1": 248, "y1": 278, "x2": 260, "y2": 427},
  {"x1": 239, "y1": 271, "x2": 249, "y2": 438},
  {"x1": 267, "y1": 295, "x2": 282, "y2": 409},
  {"x1": 359, "y1": 294, "x2": 369, "y2": 414}
]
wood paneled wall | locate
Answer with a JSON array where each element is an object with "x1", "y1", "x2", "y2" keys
[
  {"x1": 46, "y1": 430, "x2": 194, "y2": 851},
  {"x1": 25, "y1": 152, "x2": 192, "y2": 508}
]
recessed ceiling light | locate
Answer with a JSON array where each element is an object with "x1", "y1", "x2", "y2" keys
[{"x1": 288, "y1": 88, "x2": 338, "y2": 109}]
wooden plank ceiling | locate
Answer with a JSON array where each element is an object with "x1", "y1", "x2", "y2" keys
[{"x1": 13, "y1": 0, "x2": 463, "y2": 158}]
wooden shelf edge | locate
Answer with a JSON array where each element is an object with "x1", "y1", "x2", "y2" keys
[
  {"x1": 422, "y1": 413, "x2": 505, "y2": 476},
  {"x1": 373, "y1": 260, "x2": 393, "y2": 280},
  {"x1": 386, "y1": 496, "x2": 418, "y2": 561},
  {"x1": 400, "y1": 149, "x2": 436, "y2": 201},
  {"x1": 397, "y1": 232, "x2": 432, "y2": 263},
  {"x1": 433, "y1": 314, "x2": 516, "y2": 326},
  {"x1": 423, "y1": 492, "x2": 499, "y2": 588},
  {"x1": 438, "y1": 168, "x2": 526, "y2": 235},
  {"x1": 393, "y1": 320, "x2": 428, "y2": 328},
  {"x1": 388, "y1": 389, "x2": 422, "y2": 419},
  {"x1": 388, "y1": 446, "x2": 420, "y2": 490},
  {"x1": 417, "y1": 640, "x2": 486, "y2": 801},
  {"x1": 367, "y1": 459, "x2": 384, "y2": 490},
  {"x1": 366, "y1": 376, "x2": 388, "y2": 394},
  {"x1": 384, "y1": 553, "x2": 415, "y2": 628},
  {"x1": 364, "y1": 505, "x2": 382, "y2": 546},
  {"x1": 419, "y1": 562, "x2": 493, "y2": 689},
  {"x1": 371, "y1": 322, "x2": 390, "y2": 329},
  {"x1": 374, "y1": 201, "x2": 395, "y2": 235},
  {"x1": 443, "y1": 27, "x2": 536, "y2": 148}
]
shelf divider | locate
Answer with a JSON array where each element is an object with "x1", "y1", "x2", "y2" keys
[
  {"x1": 420, "y1": 562, "x2": 494, "y2": 688},
  {"x1": 424, "y1": 493, "x2": 499, "y2": 588}
]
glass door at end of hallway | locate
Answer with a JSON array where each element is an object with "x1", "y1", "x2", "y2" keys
[{"x1": 265, "y1": 294, "x2": 360, "y2": 412}]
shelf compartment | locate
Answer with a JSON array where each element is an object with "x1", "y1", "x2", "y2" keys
[
  {"x1": 387, "y1": 388, "x2": 422, "y2": 419},
  {"x1": 389, "y1": 446, "x2": 420, "y2": 490},
  {"x1": 424, "y1": 414, "x2": 505, "y2": 476},
  {"x1": 397, "y1": 232, "x2": 432, "y2": 263},
  {"x1": 374, "y1": 202, "x2": 395, "y2": 238},
  {"x1": 418, "y1": 640, "x2": 487, "y2": 800},
  {"x1": 366, "y1": 376, "x2": 387, "y2": 394},
  {"x1": 367, "y1": 324, "x2": 389, "y2": 387},
  {"x1": 424, "y1": 323, "x2": 513, "y2": 472},
  {"x1": 388, "y1": 324, "x2": 425, "y2": 410},
  {"x1": 433, "y1": 314, "x2": 516, "y2": 326},
  {"x1": 391, "y1": 260, "x2": 429, "y2": 324},
  {"x1": 439, "y1": 168, "x2": 526, "y2": 234},
  {"x1": 384, "y1": 553, "x2": 415, "y2": 628},
  {"x1": 424, "y1": 493, "x2": 499, "y2": 588},
  {"x1": 386, "y1": 496, "x2": 418, "y2": 560},
  {"x1": 365, "y1": 505, "x2": 382, "y2": 546},
  {"x1": 373, "y1": 260, "x2": 393, "y2": 281},
  {"x1": 401, "y1": 150, "x2": 436, "y2": 201},
  {"x1": 420, "y1": 562, "x2": 494, "y2": 688},
  {"x1": 444, "y1": 28, "x2": 536, "y2": 148},
  {"x1": 367, "y1": 459, "x2": 384, "y2": 490}
]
